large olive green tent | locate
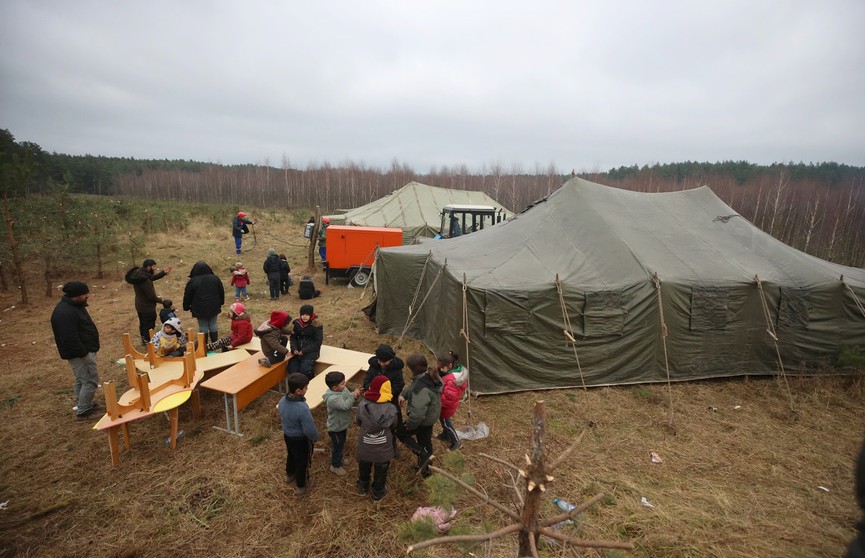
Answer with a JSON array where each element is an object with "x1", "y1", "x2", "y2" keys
[
  {"x1": 325, "y1": 181, "x2": 508, "y2": 244},
  {"x1": 371, "y1": 178, "x2": 865, "y2": 394}
]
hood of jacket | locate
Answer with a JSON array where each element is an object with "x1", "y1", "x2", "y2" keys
[
  {"x1": 188, "y1": 261, "x2": 215, "y2": 278},
  {"x1": 124, "y1": 266, "x2": 152, "y2": 285},
  {"x1": 367, "y1": 354, "x2": 405, "y2": 372}
]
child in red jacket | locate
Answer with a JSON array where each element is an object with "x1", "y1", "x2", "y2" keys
[
  {"x1": 206, "y1": 302, "x2": 253, "y2": 352},
  {"x1": 230, "y1": 262, "x2": 251, "y2": 302},
  {"x1": 436, "y1": 351, "x2": 469, "y2": 451}
]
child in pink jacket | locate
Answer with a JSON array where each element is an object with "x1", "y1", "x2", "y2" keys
[{"x1": 437, "y1": 351, "x2": 469, "y2": 451}]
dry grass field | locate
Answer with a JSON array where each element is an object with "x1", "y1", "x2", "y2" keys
[{"x1": 0, "y1": 208, "x2": 863, "y2": 558}]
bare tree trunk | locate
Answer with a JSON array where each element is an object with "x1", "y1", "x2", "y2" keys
[
  {"x1": 96, "y1": 242, "x2": 104, "y2": 279},
  {"x1": 44, "y1": 254, "x2": 53, "y2": 297},
  {"x1": 518, "y1": 401, "x2": 546, "y2": 556},
  {"x1": 0, "y1": 260, "x2": 8, "y2": 291},
  {"x1": 3, "y1": 191, "x2": 28, "y2": 304}
]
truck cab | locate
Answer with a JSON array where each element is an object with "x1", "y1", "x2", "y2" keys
[{"x1": 438, "y1": 204, "x2": 506, "y2": 239}]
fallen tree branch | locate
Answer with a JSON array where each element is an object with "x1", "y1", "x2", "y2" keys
[
  {"x1": 538, "y1": 526, "x2": 635, "y2": 550},
  {"x1": 539, "y1": 492, "x2": 605, "y2": 527},
  {"x1": 406, "y1": 523, "x2": 521, "y2": 553},
  {"x1": 547, "y1": 429, "x2": 586, "y2": 472}
]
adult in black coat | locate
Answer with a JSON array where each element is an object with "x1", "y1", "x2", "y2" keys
[
  {"x1": 124, "y1": 258, "x2": 172, "y2": 344},
  {"x1": 50, "y1": 281, "x2": 101, "y2": 419},
  {"x1": 263, "y1": 248, "x2": 282, "y2": 300},
  {"x1": 182, "y1": 261, "x2": 225, "y2": 344}
]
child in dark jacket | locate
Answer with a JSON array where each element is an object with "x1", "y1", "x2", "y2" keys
[
  {"x1": 279, "y1": 254, "x2": 292, "y2": 295},
  {"x1": 277, "y1": 373, "x2": 320, "y2": 497},
  {"x1": 322, "y1": 371, "x2": 361, "y2": 476},
  {"x1": 206, "y1": 302, "x2": 253, "y2": 352},
  {"x1": 362, "y1": 344, "x2": 406, "y2": 455},
  {"x1": 297, "y1": 275, "x2": 321, "y2": 299},
  {"x1": 437, "y1": 351, "x2": 470, "y2": 451},
  {"x1": 395, "y1": 353, "x2": 442, "y2": 477},
  {"x1": 287, "y1": 304, "x2": 323, "y2": 379},
  {"x1": 356, "y1": 375, "x2": 398, "y2": 501},
  {"x1": 159, "y1": 299, "x2": 177, "y2": 325},
  {"x1": 254, "y1": 311, "x2": 292, "y2": 366}
]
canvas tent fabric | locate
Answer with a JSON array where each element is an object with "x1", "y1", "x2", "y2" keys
[
  {"x1": 371, "y1": 178, "x2": 865, "y2": 395},
  {"x1": 325, "y1": 181, "x2": 508, "y2": 244}
]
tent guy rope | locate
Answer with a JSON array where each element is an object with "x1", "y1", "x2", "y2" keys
[
  {"x1": 754, "y1": 275, "x2": 796, "y2": 413},
  {"x1": 652, "y1": 273, "x2": 675, "y2": 426},
  {"x1": 555, "y1": 274, "x2": 587, "y2": 391}
]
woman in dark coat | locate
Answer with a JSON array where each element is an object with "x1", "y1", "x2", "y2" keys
[{"x1": 182, "y1": 261, "x2": 225, "y2": 344}]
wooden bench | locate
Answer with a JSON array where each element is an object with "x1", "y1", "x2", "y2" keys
[
  {"x1": 93, "y1": 350, "x2": 203, "y2": 466},
  {"x1": 234, "y1": 337, "x2": 261, "y2": 353},
  {"x1": 201, "y1": 345, "x2": 375, "y2": 434},
  {"x1": 200, "y1": 352, "x2": 291, "y2": 435},
  {"x1": 306, "y1": 346, "x2": 373, "y2": 410},
  {"x1": 121, "y1": 331, "x2": 249, "y2": 378}
]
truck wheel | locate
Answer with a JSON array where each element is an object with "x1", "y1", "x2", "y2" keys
[{"x1": 350, "y1": 268, "x2": 371, "y2": 287}]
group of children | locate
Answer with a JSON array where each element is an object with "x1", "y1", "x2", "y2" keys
[
  {"x1": 278, "y1": 343, "x2": 469, "y2": 502},
  {"x1": 254, "y1": 306, "x2": 324, "y2": 380},
  {"x1": 232, "y1": 259, "x2": 320, "y2": 302},
  {"x1": 150, "y1": 300, "x2": 256, "y2": 357}
]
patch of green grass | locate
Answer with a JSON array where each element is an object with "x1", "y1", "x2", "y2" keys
[
  {"x1": 839, "y1": 345, "x2": 865, "y2": 368},
  {"x1": 248, "y1": 433, "x2": 270, "y2": 446}
]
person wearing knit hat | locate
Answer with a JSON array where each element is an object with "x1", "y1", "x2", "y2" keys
[
  {"x1": 150, "y1": 317, "x2": 189, "y2": 357},
  {"x1": 230, "y1": 262, "x2": 251, "y2": 302},
  {"x1": 362, "y1": 343, "x2": 407, "y2": 456},
  {"x1": 287, "y1": 304, "x2": 323, "y2": 379},
  {"x1": 51, "y1": 281, "x2": 101, "y2": 420},
  {"x1": 232, "y1": 211, "x2": 253, "y2": 255},
  {"x1": 254, "y1": 310, "x2": 292, "y2": 366},
  {"x1": 206, "y1": 302, "x2": 253, "y2": 353},
  {"x1": 263, "y1": 248, "x2": 282, "y2": 300},
  {"x1": 125, "y1": 258, "x2": 172, "y2": 345},
  {"x1": 356, "y1": 375, "x2": 398, "y2": 501}
]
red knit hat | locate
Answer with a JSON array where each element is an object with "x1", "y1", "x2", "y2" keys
[
  {"x1": 364, "y1": 375, "x2": 393, "y2": 403},
  {"x1": 269, "y1": 311, "x2": 289, "y2": 329},
  {"x1": 238, "y1": 211, "x2": 246, "y2": 217}
]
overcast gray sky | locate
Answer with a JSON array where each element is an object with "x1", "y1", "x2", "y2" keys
[{"x1": 1, "y1": 1, "x2": 863, "y2": 173}]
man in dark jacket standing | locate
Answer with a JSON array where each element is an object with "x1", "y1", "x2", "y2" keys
[
  {"x1": 183, "y1": 261, "x2": 225, "y2": 345},
  {"x1": 232, "y1": 211, "x2": 253, "y2": 255},
  {"x1": 125, "y1": 258, "x2": 172, "y2": 345},
  {"x1": 50, "y1": 281, "x2": 101, "y2": 420}
]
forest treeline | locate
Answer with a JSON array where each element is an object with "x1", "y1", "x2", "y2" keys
[{"x1": 2, "y1": 128, "x2": 864, "y2": 272}]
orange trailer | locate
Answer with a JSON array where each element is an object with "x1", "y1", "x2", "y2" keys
[{"x1": 325, "y1": 225, "x2": 403, "y2": 286}]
